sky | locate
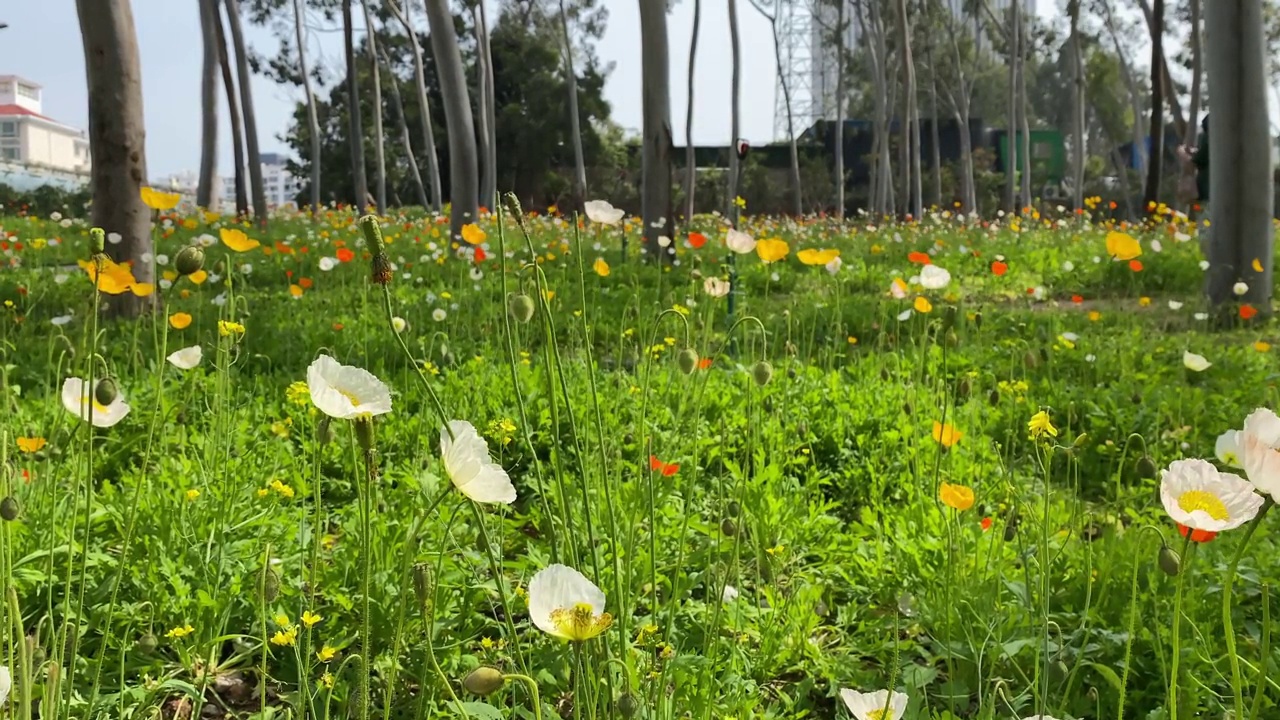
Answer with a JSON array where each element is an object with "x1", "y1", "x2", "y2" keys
[{"x1": 1, "y1": 0, "x2": 1060, "y2": 179}]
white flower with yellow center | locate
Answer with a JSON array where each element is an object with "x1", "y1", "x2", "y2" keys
[
  {"x1": 839, "y1": 689, "x2": 908, "y2": 720},
  {"x1": 1216, "y1": 429, "x2": 1243, "y2": 469},
  {"x1": 1160, "y1": 459, "x2": 1263, "y2": 541},
  {"x1": 61, "y1": 378, "x2": 131, "y2": 428},
  {"x1": 306, "y1": 355, "x2": 392, "y2": 420},
  {"x1": 528, "y1": 564, "x2": 613, "y2": 642},
  {"x1": 918, "y1": 264, "x2": 951, "y2": 289},
  {"x1": 725, "y1": 228, "x2": 756, "y2": 254},
  {"x1": 583, "y1": 200, "x2": 624, "y2": 225},
  {"x1": 1238, "y1": 407, "x2": 1280, "y2": 500},
  {"x1": 703, "y1": 277, "x2": 730, "y2": 298},
  {"x1": 167, "y1": 345, "x2": 203, "y2": 370},
  {"x1": 441, "y1": 420, "x2": 516, "y2": 504}
]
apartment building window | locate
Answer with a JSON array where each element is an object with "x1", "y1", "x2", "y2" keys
[
  {"x1": 17, "y1": 84, "x2": 38, "y2": 101},
  {"x1": 1, "y1": 147, "x2": 19, "y2": 161},
  {"x1": 0, "y1": 122, "x2": 16, "y2": 138}
]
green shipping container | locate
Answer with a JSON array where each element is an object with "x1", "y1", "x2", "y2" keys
[{"x1": 997, "y1": 129, "x2": 1066, "y2": 185}]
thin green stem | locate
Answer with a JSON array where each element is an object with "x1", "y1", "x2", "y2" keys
[
  {"x1": 1169, "y1": 534, "x2": 1195, "y2": 720},
  {"x1": 1224, "y1": 503, "x2": 1272, "y2": 719}
]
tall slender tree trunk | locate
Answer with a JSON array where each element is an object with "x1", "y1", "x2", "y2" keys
[
  {"x1": 895, "y1": 0, "x2": 914, "y2": 218},
  {"x1": 833, "y1": 0, "x2": 845, "y2": 219},
  {"x1": 75, "y1": 0, "x2": 153, "y2": 317},
  {"x1": 363, "y1": 1, "x2": 387, "y2": 214},
  {"x1": 1017, "y1": 4, "x2": 1031, "y2": 208},
  {"x1": 765, "y1": 16, "x2": 802, "y2": 216},
  {"x1": 1144, "y1": 0, "x2": 1165, "y2": 208},
  {"x1": 1101, "y1": 0, "x2": 1146, "y2": 175},
  {"x1": 1069, "y1": 0, "x2": 1085, "y2": 212},
  {"x1": 424, "y1": 0, "x2": 479, "y2": 238},
  {"x1": 1004, "y1": 0, "x2": 1017, "y2": 211},
  {"x1": 472, "y1": 3, "x2": 494, "y2": 210},
  {"x1": 197, "y1": 0, "x2": 219, "y2": 209},
  {"x1": 213, "y1": 5, "x2": 248, "y2": 216},
  {"x1": 479, "y1": 1, "x2": 497, "y2": 206},
  {"x1": 224, "y1": 0, "x2": 268, "y2": 224},
  {"x1": 684, "y1": 0, "x2": 702, "y2": 222},
  {"x1": 343, "y1": 0, "x2": 369, "y2": 209},
  {"x1": 726, "y1": 0, "x2": 741, "y2": 226},
  {"x1": 293, "y1": 0, "x2": 322, "y2": 215},
  {"x1": 388, "y1": 0, "x2": 443, "y2": 210},
  {"x1": 1186, "y1": 0, "x2": 1203, "y2": 146},
  {"x1": 1204, "y1": 0, "x2": 1273, "y2": 308},
  {"x1": 1137, "y1": 0, "x2": 1187, "y2": 137},
  {"x1": 558, "y1": 0, "x2": 589, "y2": 214},
  {"x1": 379, "y1": 44, "x2": 429, "y2": 207}
]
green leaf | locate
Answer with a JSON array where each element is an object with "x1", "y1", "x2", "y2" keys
[
  {"x1": 1087, "y1": 662, "x2": 1124, "y2": 693},
  {"x1": 458, "y1": 701, "x2": 506, "y2": 720}
]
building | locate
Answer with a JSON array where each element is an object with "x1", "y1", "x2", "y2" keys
[
  {"x1": 0, "y1": 75, "x2": 91, "y2": 175},
  {"x1": 218, "y1": 152, "x2": 301, "y2": 212}
]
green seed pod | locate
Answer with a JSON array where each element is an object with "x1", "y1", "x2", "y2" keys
[
  {"x1": 902, "y1": 401, "x2": 913, "y2": 416},
  {"x1": 413, "y1": 563, "x2": 433, "y2": 609},
  {"x1": 1072, "y1": 432, "x2": 1090, "y2": 449},
  {"x1": 136, "y1": 633, "x2": 159, "y2": 654},
  {"x1": 262, "y1": 568, "x2": 280, "y2": 602},
  {"x1": 726, "y1": 500, "x2": 741, "y2": 518},
  {"x1": 1158, "y1": 544, "x2": 1182, "y2": 576},
  {"x1": 945, "y1": 330, "x2": 959, "y2": 347},
  {"x1": 0, "y1": 495, "x2": 20, "y2": 521},
  {"x1": 677, "y1": 348, "x2": 699, "y2": 375},
  {"x1": 94, "y1": 377, "x2": 119, "y2": 406},
  {"x1": 1023, "y1": 351, "x2": 1039, "y2": 369},
  {"x1": 358, "y1": 215, "x2": 387, "y2": 256},
  {"x1": 316, "y1": 416, "x2": 335, "y2": 445},
  {"x1": 355, "y1": 417, "x2": 376, "y2": 454},
  {"x1": 174, "y1": 245, "x2": 206, "y2": 276},
  {"x1": 972, "y1": 311, "x2": 983, "y2": 328},
  {"x1": 942, "y1": 305, "x2": 959, "y2": 329},
  {"x1": 617, "y1": 693, "x2": 642, "y2": 719},
  {"x1": 89, "y1": 227, "x2": 105, "y2": 255},
  {"x1": 988, "y1": 388, "x2": 1001, "y2": 406},
  {"x1": 508, "y1": 294, "x2": 535, "y2": 324},
  {"x1": 30, "y1": 641, "x2": 46, "y2": 667},
  {"x1": 720, "y1": 518, "x2": 737, "y2": 536},
  {"x1": 1136, "y1": 455, "x2": 1158, "y2": 480},
  {"x1": 956, "y1": 378, "x2": 971, "y2": 400},
  {"x1": 462, "y1": 667, "x2": 505, "y2": 696},
  {"x1": 751, "y1": 361, "x2": 773, "y2": 386},
  {"x1": 880, "y1": 367, "x2": 891, "y2": 381},
  {"x1": 1004, "y1": 510, "x2": 1020, "y2": 542}
]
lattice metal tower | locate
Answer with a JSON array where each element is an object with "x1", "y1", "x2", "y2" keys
[{"x1": 774, "y1": 0, "x2": 817, "y2": 140}]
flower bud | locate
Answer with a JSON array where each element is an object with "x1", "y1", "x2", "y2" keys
[
  {"x1": 262, "y1": 568, "x2": 280, "y2": 601},
  {"x1": 413, "y1": 563, "x2": 433, "y2": 609},
  {"x1": 726, "y1": 500, "x2": 741, "y2": 517},
  {"x1": 358, "y1": 215, "x2": 387, "y2": 256},
  {"x1": 462, "y1": 667, "x2": 505, "y2": 696},
  {"x1": 94, "y1": 377, "x2": 119, "y2": 406},
  {"x1": 175, "y1": 245, "x2": 206, "y2": 276},
  {"x1": 316, "y1": 416, "x2": 335, "y2": 445},
  {"x1": 1158, "y1": 543, "x2": 1182, "y2": 576},
  {"x1": 988, "y1": 388, "x2": 1000, "y2": 406},
  {"x1": 90, "y1": 227, "x2": 105, "y2": 255},
  {"x1": 1136, "y1": 455, "x2": 1157, "y2": 480},
  {"x1": 1072, "y1": 432, "x2": 1090, "y2": 449},
  {"x1": 136, "y1": 633, "x2": 159, "y2": 654},
  {"x1": 0, "y1": 495, "x2": 20, "y2": 521},
  {"x1": 677, "y1": 348, "x2": 699, "y2": 375},
  {"x1": 1004, "y1": 509, "x2": 1020, "y2": 542},
  {"x1": 355, "y1": 417, "x2": 376, "y2": 454},
  {"x1": 720, "y1": 518, "x2": 737, "y2": 536},
  {"x1": 751, "y1": 361, "x2": 773, "y2": 386},
  {"x1": 617, "y1": 693, "x2": 642, "y2": 719},
  {"x1": 508, "y1": 294, "x2": 535, "y2": 324},
  {"x1": 1023, "y1": 350, "x2": 1039, "y2": 369},
  {"x1": 956, "y1": 378, "x2": 971, "y2": 400}
]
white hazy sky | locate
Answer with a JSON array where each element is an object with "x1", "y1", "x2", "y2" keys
[{"x1": 1, "y1": 0, "x2": 1060, "y2": 178}]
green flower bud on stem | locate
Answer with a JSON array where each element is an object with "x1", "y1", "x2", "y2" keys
[
  {"x1": 751, "y1": 361, "x2": 773, "y2": 386},
  {"x1": 355, "y1": 417, "x2": 376, "y2": 455},
  {"x1": 358, "y1": 215, "x2": 392, "y2": 285},
  {"x1": 462, "y1": 667, "x2": 506, "y2": 696},
  {"x1": 509, "y1": 294, "x2": 535, "y2": 323},
  {"x1": 677, "y1": 348, "x2": 699, "y2": 375},
  {"x1": 0, "y1": 495, "x2": 20, "y2": 521},
  {"x1": 94, "y1": 378, "x2": 119, "y2": 406},
  {"x1": 174, "y1": 245, "x2": 206, "y2": 276},
  {"x1": 1136, "y1": 455, "x2": 1158, "y2": 480},
  {"x1": 1158, "y1": 543, "x2": 1182, "y2": 576},
  {"x1": 89, "y1": 227, "x2": 105, "y2": 256}
]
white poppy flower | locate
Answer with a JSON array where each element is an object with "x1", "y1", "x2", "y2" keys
[
  {"x1": 50, "y1": 211, "x2": 62, "y2": 221},
  {"x1": 722, "y1": 585, "x2": 739, "y2": 602},
  {"x1": 432, "y1": 308, "x2": 447, "y2": 322},
  {"x1": 306, "y1": 354, "x2": 392, "y2": 420},
  {"x1": 197, "y1": 233, "x2": 217, "y2": 247},
  {"x1": 1183, "y1": 351, "x2": 1211, "y2": 372},
  {"x1": 1160, "y1": 458, "x2": 1263, "y2": 537},
  {"x1": 1238, "y1": 408, "x2": 1280, "y2": 500},
  {"x1": 54, "y1": 273, "x2": 68, "y2": 284},
  {"x1": 156, "y1": 254, "x2": 169, "y2": 266},
  {"x1": 1151, "y1": 239, "x2": 1163, "y2": 253},
  {"x1": 527, "y1": 564, "x2": 612, "y2": 641},
  {"x1": 441, "y1": 420, "x2": 516, "y2": 504},
  {"x1": 1216, "y1": 429, "x2": 1243, "y2": 469},
  {"x1": 51, "y1": 314, "x2": 73, "y2": 326},
  {"x1": 319, "y1": 257, "x2": 337, "y2": 272},
  {"x1": 1234, "y1": 282, "x2": 1249, "y2": 296},
  {"x1": 1062, "y1": 261, "x2": 1074, "y2": 272},
  {"x1": 470, "y1": 267, "x2": 484, "y2": 281},
  {"x1": 167, "y1": 345, "x2": 203, "y2": 370},
  {"x1": 826, "y1": 256, "x2": 843, "y2": 275},
  {"x1": 1084, "y1": 354, "x2": 1097, "y2": 363},
  {"x1": 703, "y1": 277, "x2": 730, "y2": 298},
  {"x1": 61, "y1": 377, "x2": 131, "y2": 428},
  {"x1": 1199, "y1": 260, "x2": 1210, "y2": 270},
  {"x1": 107, "y1": 232, "x2": 122, "y2": 245},
  {"x1": 1168, "y1": 300, "x2": 1184, "y2": 310},
  {"x1": 1194, "y1": 312, "x2": 1209, "y2": 321},
  {"x1": 0, "y1": 665, "x2": 9, "y2": 708},
  {"x1": 725, "y1": 228, "x2": 756, "y2": 254},
  {"x1": 1060, "y1": 332, "x2": 1079, "y2": 342},
  {"x1": 919, "y1": 264, "x2": 951, "y2": 290},
  {"x1": 839, "y1": 689, "x2": 908, "y2": 720},
  {"x1": 391, "y1": 316, "x2": 408, "y2": 333},
  {"x1": 658, "y1": 235, "x2": 671, "y2": 248},
  {"x1": 583, "y1": 200, "x2": 625, "y2": 225},
  {"x1": 897, "y1": 309, "x2": 913, "y2": 321}
]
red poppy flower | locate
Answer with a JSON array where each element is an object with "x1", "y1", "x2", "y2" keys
[
  {"x1": 689, "y1": 232, "x2": 707, "y2": 249},
  {"x1": 698, "y1": 357, "x2": 713, "y2": 370},
  {"x1": 1241, "y1": 304, "x2": 1259, "y2": 320},
  {"x1": 285, "y1": 270, "x2": 294, "y2": 279},
  {"x1": 332, "y1": 322, "x2": 344, "y2": 331},
  {"x1": 1128, "y1": 259, "x2": 1143, "y2": 272},
  {"x1": 299, "y1": 277, "x2": 314, "y2": 289},
  {"x1": 981, "y1": 517, "x2": 993, "y2": 532},
  {"x1": 1072, "y1": 295, "x2": 1084, "y2": 304},
  {"x1": 1178, "y1": 524, "x2": 1217, "y2": 543},
  {"x1": 474, "y1": 246, "x2": 487, "y2": 263},
  {"x1": 337, "y1": 248, "x2": 356, "y2": 263},
  {"x1": 991, "y1": 261, "x2": 1008, "y2": 276},
  {"x1": 649, "y1": 455, "x2": 679, "y2": 477},
  {"x1": 907, "y1": 251, "x2": 932, "y2": 265}
]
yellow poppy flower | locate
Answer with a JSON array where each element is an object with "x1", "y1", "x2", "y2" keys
[
  {"x1": 78, "y1": 257, "x2": 137, "y2": 295},
  {"x1": 932, "y1": 422, "x2": 963, "y2": 448},
  {"x1": 140, "y1": 186, "x2": 181, "y2": 211},
  {"x1": 1105, "y1": 231, "x2": 1142, "y2": 261},
  {"x1": 797, "y1": 248, "x2": 839, "y2": 266},
  {"x1": 914, "y1": 296, "x2": 933, "y2": 313},
  {"x1": 461, "y1": 223, "x2": 487, "y2": 244},
  {"x1": 939, "y1": 482, "x2": 975, "y2": 511},
  {"x1": 593, "y1": 257, "x2": 610, "y2": 277},
  {"x1": 169, "y1": 312, "x2": 193, "y2": 329},
  {"x1": 188, "y1": 269, "x2": 208, "y2": 285},
  {"x1": 755, "y1": 238, "x2": 790, "y2": 263},
  {"x1": 220, "y1": 228, "x2": 261, "y2": 252},
  {"x1": 17, "y1": 436, "x2": 46, "y2": 453}
]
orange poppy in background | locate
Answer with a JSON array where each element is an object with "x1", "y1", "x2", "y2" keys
[
  {"x1": 1241, "y1": 305, "x2": 1259, "y2": 320},
  {"x1": 337, "y1": 248, "x2": 356, "y2": 263},
  {"x1": 908, "y1": 251, "x2": 932, "y2": 265},
  {"x1": 688, "y1": 232, "x2": 707, "y2": 249},
  {"x1": 649, "y1": 455, "x2": 679, "y2": 477},
  {"x1": 1128, "y1": 259, "x2": 1144, "y2": 272},
  {"x1": 991, "y1": 261, "x2": 1008, "y2": 276}
]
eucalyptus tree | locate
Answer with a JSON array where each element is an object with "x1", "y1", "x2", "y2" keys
[
  {"x1": 424, "y1": 0, "x2": 480, "y2": 238},
  {"x1": 198, "y1": 0, "x2": 220, "y2": 207},
  {"x1": 225, "y1": 0, "x2": 270, "y2": 222},
  {"x1": 638, "y1": 0, "x2": 674, "y2": 251},
  {"x1": 386, "y1": 0, "x2": 443, "y2": 209}
]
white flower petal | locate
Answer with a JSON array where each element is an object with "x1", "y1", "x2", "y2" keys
[
  {"x1": 1183, "y1": 351, "x2": 1211, "y2": 372},
  {"x1": 527, "y1": 564, "x2": 607, "y2": 640},
  {"x1": 167, "y1": 345, "x2": 203, "y2": 370},
  {"x1": 583, "y1": 200, "x2": 625, "y2": 225},
  {"x1": 306, "y1": 355, "x2": 392, "y2": 420},
  {"x1": 839, "y1": 689, "x2": 908, "y2": 720},
  {"x1": 441, "y1": 420, "x2": 516, "y2": 504},
  {"x1": 1160, "y1": 458, "x2": 1263, "y2": 532},
  {"x1": 60, "y1": 377, "x2": 130, "y2": 428},
  {"x1": 918, "y1": 264, "x2": 951, "y2": 290}
]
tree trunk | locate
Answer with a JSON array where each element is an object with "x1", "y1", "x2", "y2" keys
[
  {"x1": 726, "y1": 0, "x2": 741, "y2": 226},
  {"x1": 927, "y1": 64, "x2": 941, "y2": 209},
  {"x1": 1144, "y1": 0, "x2": 1165, "y2": 208},
  {"x1": 895, "y1": 0, "x2": 914, "y2": 218},
  {"x1": 388, "y1": 0, "x2": 442, "y2": 210},
  {"x1": 1017, "y1": 6, "x2": 1031, "y2": 209},
  {"x1": 213, "y1": 4, "x2": 248, "y2": 217},
  {"x1": 1004, "y1": 0, "x2": 1017, "y2": 211},
  {"x1": 75, "y1": 0, "x2": 153, "y2": 318},
  {"x1": 558, "y1": 0, "x2": 588, "y2": 214},
  {"x1": 363, "y1": 0, "x2": 387, "y2": 214},
  {"x1": 479, "y1": 1, "x2": 497, "y2": 207},
  {"x1": 472, "y1": 3, "x2": 494, "y2": 210},
  {"x1": 424, "y1": 0, "x2": 479, "y2": 238},
  {"x1": 293, "y1": 0, "x2": 322, "y2": 215},
  {"x1": 378, "y1": 44, "x2": 428, "y2": 207},
  {"x1": 224, "y1": 0, "x2": 268, "y2": 224},
  {"x1": 1186, "y1": 0, "x2": 1203, "y2": 146},
  {"x1": 833, "y1": 0, "x2": 845, "y2": 219},
  {"x1": 684, "y1": 0, "x2": 701, "y2": 222},
  {"x1": 1204, "y1": 0, "x2": 1273, "y2": 307},
  {"x1": 1069, "y1": 0, "x2": 1085, "y2": 212},
  {"x1": 1100, "y1": 0, "x2": 1146, "y2": 176},
  {"x1": 197, "y1": 0, "x2": 219, "y2": 209},
  {"x1": 765, "y1": 17, "x2": 802, "y2": 216},
  {"x1": 343, "y1": 0, "x2": 369, "y2": 210},
  {"x1": 1136, "y1": 0, "x2": 1187, "y2": 138}
]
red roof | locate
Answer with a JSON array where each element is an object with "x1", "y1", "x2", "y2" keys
[{"x1": 0, "y1": 104, "x2": 56, "y2": 122}]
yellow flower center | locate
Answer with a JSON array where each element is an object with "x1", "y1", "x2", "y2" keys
[
  {"x1": 866, "y1": 710, "x2": 886, "y2": 720},
  {"x1": 1177, "y1": 490, "x2": 1230, "y2": 521},
  {"x1": 550, "y1": 602, "x2": 613, "y2": 641}
]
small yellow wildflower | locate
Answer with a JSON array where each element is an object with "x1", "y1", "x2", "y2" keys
[
  {"x1": 274, "y1": 613, "x2": 291, "y2": 627},
  {"x1": 270, "y1": 627, "x2": 298, "y2": 647},
  {"x1": 185, "y1": 489, "x2": 200, "y2": 501},
  {"x1": 317, "y1": 646, "x2": 337, "y2": 662},
  {"x1": 302, "y1": 611, "x2": 322, "y2": 628},
  {"x1": 165, "y1": 624, "x2": 195, "y2": 639},
  {"x1": 1028, "y1": 410, "x2": 1058, "y2": 440},
  {"x1": 218, "y1": 320, "x2": 245, "y2": 337},
  {"x1": 17, "y1": 436, "x2": 46, "y2": 453}
]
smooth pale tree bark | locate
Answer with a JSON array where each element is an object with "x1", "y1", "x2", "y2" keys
[
  {"x1": 387, "y1": 0, "x2": 442, "y2": 210},
  {"x1": 197, "y1": 0, "x2": 219, "y2": 208},
  {"x1": 833, "y1": 0, "x2": 845, "y2": 219},
  {"x1": 362, "y1": 0, "x2": 387, "y2": 214},
  {"x1": 684, "y1": 0, "x2": 702, "y2": 221},
  {"x1": 214, "y1": 4, "x2": 249, "y2": 216},
  {"x1": 1016, "y1": 7, "x2": 1030, "y2": 208},
  {"x1": 726, "y1": 0, "x2": 741, "y2": 225},
  {"x1": 1136, "y1": 0, "x2": 1187, "y2": 137},
  {"x1": 638, "y1": 0, "x2": 674, "y2": 253},
  {"x1": 557, "y1": 0, "x2": 588, "y2": 213},
  {"x1": 894, "y1": 0, "x2": 916, "y2": 218},
  {"x1": 1204, "y1": 0, "x2": 1273, "y2": 308},
  {"x1": 293, "y1": 0, "x2": 321, "y2": 215},
  {"x1": 1003, "y1": 0, "x2": 1017, "y2": 211},
  {"x1": 224, "y1": 0, "x2": 268, "y2": 224},
  {"x1": 937, "y1": 0, "x2": 975, "y2": 212},
  {"x1": 423, "y1": 0, "x2": 479, "y2": 238},
  {"x1": 1100, "y1": 0, "x2": 1145, "y2": 176},
  {"x1": 472, "y1": 2, "x2": 494, "y2": 210},
  {"x1": 1143, "y1": 0, "x2": 1164, "y2": 208},
  {"x1": 1186, "y1": 0, "x2": 1203, "y2": 146},
  {"x1": 378, "y1": 43, "x2": 429, "y2": 207},
  {"x1": 75, "y1": 0, "x2": 153, "y2": 317},
  {"x1": 342, "y1": 0, "x2": 369, "y2": 209},
  {"x1": 1068, "y1": 0, "x2": 1084, "y2": 211},
  {"x1": 919, "y1": 3, "x2": 941, "y2": 209},
  {"x1": 478, "y1": 0, "x2": 497, "y2": 207}
]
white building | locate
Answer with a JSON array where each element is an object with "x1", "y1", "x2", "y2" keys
[
  {"x1": 219, "y1": 152, "x2": 301, "y2": 212},
  {"x1": 0, "y1": 76, "x2": 91, "y2": 173}
]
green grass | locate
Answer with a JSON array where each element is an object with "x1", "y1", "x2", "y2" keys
[{"x1": 0, "y1": 200, "x2": 1277, "y2": 720}]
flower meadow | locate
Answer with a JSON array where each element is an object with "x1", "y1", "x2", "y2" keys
[{"x1": 0, "y1": 191, "x2": 1278, "y2": 720}]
